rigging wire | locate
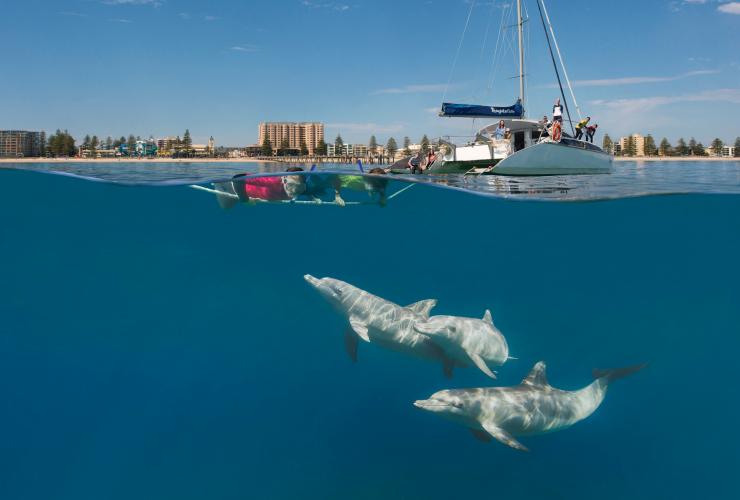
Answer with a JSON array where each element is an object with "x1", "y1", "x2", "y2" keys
[
  {"x1": 443, "y1": 0, "x2": 476, "y2": 104},
  {"x1": 536, "y1": 0, "x2": 575, "y2": 135},
  {"x1": 540, "y1": 0, "x2": 582, "y2": 120},
  {"x1": 476, "y1": 0, "x2": 498, "y2": 101},
  {"x1": 487, "y1": 2, "x2": 512, "y2": 97}
]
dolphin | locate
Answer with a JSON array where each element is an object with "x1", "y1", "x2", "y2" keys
[
  {"x1": 412, "y1": 310, "x2": 509, "y2": 379},
  {"x1": 304, "y1": 275, "x2": 454, "y2": 375},
  {"x1": 414, "y1": 361, "x2": 646, "y2": 452}
]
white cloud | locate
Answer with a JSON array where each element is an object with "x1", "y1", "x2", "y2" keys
[
  {"x1": 102, "y1": 0, "x2": 164, "y2": 6},
  {"x1": 204, "y1": 15, "x2": 219, "y2": 21},
  {"x1": 372, "y1": 83, "x2": 451, "y2": 95},
  {"x1": 718, "y1": 2, "x2": 740, "y2": 14},
  {"x1": 178, "y1": 12, "x2": 191, "y2": 20},
  {"x1": 587, "y1": 88, "x2": 740, "y2": 139},
  {"x1": 591, "y1": 88, "x2": 740, "y2": 112},
  {"x1": 300, "y1": 1, "x2": 350, "y2": 11},
  {"x1": 110, "y1": 18, "x2": 133, "y2": 23},
  {"x1": 550, "y1": 70, "x2": 719, "y2": 88},
  {"x1": 59, "y1": 11, "x2": 88, "y2": 17},
  {"x1": 230, "y1": 45, "x2": 260, "y2": 53}
]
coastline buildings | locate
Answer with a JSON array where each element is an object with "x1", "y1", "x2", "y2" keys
[
  {"x1": 619, "y1": 134, "x2": 646, "y2": 157},
  {"x1": 326, "y1": 143, "x2": 369, "y2": 157},
  {"x1": 0, "y1": 130, "x2": 45, "y2": 157},
  {"x1": 721, "y1": 145, "x2": 735, "y2": 158},
  {"x1": 258, "y1": 122, "x2": 324, "y2": 154}
]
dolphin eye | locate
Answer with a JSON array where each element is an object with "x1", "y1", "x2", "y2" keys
[{"x1": 452, "y1": 402, "x2": 464, "y2": 409}]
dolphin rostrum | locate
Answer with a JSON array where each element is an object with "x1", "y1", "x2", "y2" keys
[
  {"x1": 304, "y1": 275, "x2": 454, "y2": 375},
  {"x1": 414, "y1": 361, "x2": 646, "y2": 451},
  {"x1": 412, "y1": 310, "x2": 509, "y2": 379}
]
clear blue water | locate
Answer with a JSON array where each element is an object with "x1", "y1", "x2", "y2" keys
[{"x1": 1, "y1": 161, "x2": 739, "y2": 499}]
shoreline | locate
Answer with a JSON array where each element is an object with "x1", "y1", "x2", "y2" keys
[
  {"x1": 614, "y1": 156, "x2": 738, "y2": 162},
  {"x1": 0, "y1": 157, "x2": 272, "y2": 164}
]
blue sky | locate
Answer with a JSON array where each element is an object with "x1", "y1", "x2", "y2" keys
[{"x1": 1, "y1": 0, "x2": 738, "y2": 146}]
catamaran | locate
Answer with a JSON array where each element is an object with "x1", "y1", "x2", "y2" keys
[{"x1": 426, "y1": 0, "x2": 612, "y2": 176}]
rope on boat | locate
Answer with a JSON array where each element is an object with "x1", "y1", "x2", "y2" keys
[{"x1": 387, "y1": 183, "x2": 415, "y2": 200}]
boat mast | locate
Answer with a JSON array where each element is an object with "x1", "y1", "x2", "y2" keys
[{"x1": 517, "y1": 0, "x2": 525, "y2": 108}]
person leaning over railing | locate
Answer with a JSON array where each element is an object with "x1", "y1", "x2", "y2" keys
[
  {"x1": 586, "y1": 124, "x2": 599, "y2": 144},
  {"x1": 575, "y1": 117, "x2": 591, "y2": 141}
]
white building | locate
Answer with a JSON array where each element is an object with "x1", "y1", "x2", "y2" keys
[
  {"x1": 720, "y1": 145, "x2": 736, "y2": 158},
  {"x1": 327, "y1": 143, "x2": 368, "y2": 156}
]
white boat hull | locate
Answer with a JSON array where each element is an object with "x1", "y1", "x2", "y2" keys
[{"x1": 493, "y1": 140, "x2": 613, "y2": 175}]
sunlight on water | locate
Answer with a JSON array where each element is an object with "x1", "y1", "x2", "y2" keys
[{"x1": 3, "y1": 159, "x2": 740, "y2": 201}]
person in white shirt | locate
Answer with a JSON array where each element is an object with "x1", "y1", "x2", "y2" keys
[{"x1": 553, "y1": 98, "x2": 563, "y2": 123}]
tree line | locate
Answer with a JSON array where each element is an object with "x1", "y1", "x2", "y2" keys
[
  {"x1": 259, "y1": 133, "x2": 433, "y2": 158},
  {"x1": 43, "y1": 129, "x2": 196, "y2": 157},
  {"x1": 602, "y1": 134, "x2": 739, "y2": 157}
]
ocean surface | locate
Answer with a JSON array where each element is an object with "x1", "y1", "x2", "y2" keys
[{"x1": 1, "y1": 160, "x2": 739, "y2": 499}]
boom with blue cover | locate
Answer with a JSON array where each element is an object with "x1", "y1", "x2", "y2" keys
[{"x1": 439, "y1": 99, "x2": 524, "y2": 118}]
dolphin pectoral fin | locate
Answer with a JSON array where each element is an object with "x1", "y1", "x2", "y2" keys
[
  {"x1": 481, "y1": 422, "x2": 529, "y2": 452},
  {"x1": 349, "y1": 317, "x2": 370, "y2": 342},
  {"x1": 469, "y1": 352, "x2": 497, "y2": 379},
  {"x1": 343, "y1": 327, "x2": 359, "y2": 363},
  {"x1": 405, "y1": 299, "x2": 438, "y2": 318},
  {"x1": 471, "y1": 429, "x2": 493, "y2": 443}
]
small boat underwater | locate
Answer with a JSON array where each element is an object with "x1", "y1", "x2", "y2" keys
[
  {"x1": 407, "y1": 0, "x2": 613, "y2": 177},
  {"x1": 189, "y1": 169, "x2": 414, "y2": 209}
]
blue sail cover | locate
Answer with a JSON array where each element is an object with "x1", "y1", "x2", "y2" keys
[{"x1": 440, "y1": 99, "x2": 524, "y2": 118}]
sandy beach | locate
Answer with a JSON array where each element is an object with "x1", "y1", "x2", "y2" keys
[{"x1": 0, "y1": 157, "x2": 270, "y2": 164}]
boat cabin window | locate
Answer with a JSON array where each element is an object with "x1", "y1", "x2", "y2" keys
[{"x1": 514, "y1": 131, "x2": 526, "y2": 151}]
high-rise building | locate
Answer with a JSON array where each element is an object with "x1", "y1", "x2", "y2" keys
[
  {"x1": 0, "y1": 130, "x2": 45, "y2": 157},
  {"x1": 258, "y1": 122, "x2": 324, "y2": 154},
  {"x1": 619, "y1": 134, "x2": 646, "y2": 157}
]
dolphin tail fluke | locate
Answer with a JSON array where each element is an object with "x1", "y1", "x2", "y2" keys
[{"x1": 593, "y1": 363, "x2": 647, "y2": 383}]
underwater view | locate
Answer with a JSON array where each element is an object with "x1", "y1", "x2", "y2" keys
[{"x1": 1, "y1": 161, "x2": 740, "y2": 499}]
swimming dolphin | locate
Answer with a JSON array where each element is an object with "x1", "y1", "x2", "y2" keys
[
  {"x1": 412, "y1": 310, "x2": 509, "y2": 379},
  {"x1": 304, "y1": 275, "x2": 454, "y2": 375},
  {"x1": 414, "y1": 361, "x2": 646, "y2": 452}
]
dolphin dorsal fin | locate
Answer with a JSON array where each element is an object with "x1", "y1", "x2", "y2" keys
[
  {"x1": 482, "y1": 309, "x2": 494, "y2": 325},
  {"x1": 406, "y1": 299, "x2": 437, "y2": 318},
  {"x1": 521, "y1": 361, "x2": 549, "y2": 388}
]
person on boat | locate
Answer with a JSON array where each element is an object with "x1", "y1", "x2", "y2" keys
[
  {"x1": 539, "y1": 115, "x2": 551, "y2": 139},
  {"x1": 424, "y1": 150, "x2": 436, "y2": 171},
  {"x1": 494, "y1": 120, "x2": 507, "y2": 140},
  {"x1": 553, "y1": 98, "x2": 563, "y2": 123},
  {"x1": 408, "y1": 153, "x2": 423, "y2": 174},
  {"x1": 575, "y1": 117, "x2": 591, "y2": 141},
  {"x1": 586, "y1": 123, "x2": 599, "y2": 143}
]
